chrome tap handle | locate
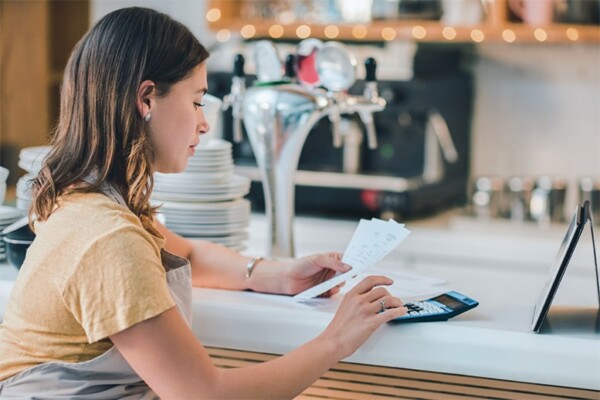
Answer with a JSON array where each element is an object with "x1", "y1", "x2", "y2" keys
[
  {"x1": 364, "y1": 57, "x2": 379, "y2": 101},
  {"x1": 359, "y1": 110, "x2": 378, "y2": 149},
  {"x1": 423, "y1": 109, "x2": 458, "y2": 184},
  {"x1": 428, "y1": 110, "x2": 458, "y2": 162},
  {"x1": 222, "y1": 54, "x2": 246, "y2": 143},
  {"x1": 284, "y1": 54, "x2": 296, "y2": 82},
  {"x1": 327, "y1": 94, "x2": 343, "y2": 148},
  {"x1": 360, "y1": 58, "x2": 379, "y2": 149}
]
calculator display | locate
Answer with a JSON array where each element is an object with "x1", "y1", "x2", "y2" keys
[{"x1": 430, "y1": 294, "x2": 465, "y2": 310}]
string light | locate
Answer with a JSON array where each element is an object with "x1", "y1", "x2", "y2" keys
[
  {"x1": 324, "y1": 25, "x2": 339, "y2": 39},
  {"x1": 381, "y1": 27, "x2": 396, "y2": 41},
  {"x1": 566, "y1": 27, "x2": 579, "y2": 41},
  {"x1": 534, "y1": 28, "x2": 547, "y2": 42},
  {"x1": 216, "y1": 29, "x2": 231, "y2": 43},
  {"x1": 205, "y1": 8, "x2": 221, "y2": 22},
  {"x1": 240, "y1": 24, "x2": 256, "y2": 39},
  {"x1": 442, "y1": 27, "x2": 456, "y2": 40},
  {"x1": 502, "y1": 29, "x2": 516, "y2": 43},
  {"x1": 352, "y1": 25, "x2": 367, "y2": 39},
  {"x1": 470, "y1": 29, "x2": 484, "y2": 43},
  {"x1": 412, "y1": 25, "x2": 427, "y2": 40},
  {"x1": 269, "y1": 24, "x2": 284, "y2": 39},
  {"x1": 296, "y1": 24, "x2": 311, "y2": 39}
]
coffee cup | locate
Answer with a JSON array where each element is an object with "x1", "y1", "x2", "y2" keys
[
  {"x1": 529, "y1": 176, "x2": 567, "y2": 226},
  {"x1": 506, "y1": 176, "x2": 535, "y2": 222},
  {"x1": 470, "y1": 176, "x2": 504, "y2": 220}
]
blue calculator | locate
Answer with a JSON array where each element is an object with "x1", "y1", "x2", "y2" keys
[{"x1": 390, "y1": 291, "x2": 479, "y2": 323}]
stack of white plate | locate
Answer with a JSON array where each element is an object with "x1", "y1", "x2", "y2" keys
[
  {"x1": 0, "y1": 206, "x2": 25, "y2": 261},
  {"x1": 16, "y1": 146, "x2": 51, "y2": 212},
  {"x1": 152, "y1": 139, "x2": 251, "y2": 251},
  {"x1": 16, "y1": 174, "x2": 35, "y2": 211},
  {"x1": 18, "y1": 146, "x2": 51, "y2": 175}
]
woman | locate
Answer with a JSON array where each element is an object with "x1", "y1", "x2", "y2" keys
[{"x1": 0, "y1": 7, "x2": 406, "y2": 399}]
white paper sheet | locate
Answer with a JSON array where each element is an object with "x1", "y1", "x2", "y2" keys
[{"x1": 293, "y1": 218, "x2": 411, "y2": 301}]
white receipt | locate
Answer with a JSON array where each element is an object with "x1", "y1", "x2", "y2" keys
[{"x1": 293, "y1": 218, "x2": 410, "y2": 301}]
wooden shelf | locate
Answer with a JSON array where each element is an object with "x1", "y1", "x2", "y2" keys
[{"x1": 207, "y1": 0, "x2": 600, "y2": 44}]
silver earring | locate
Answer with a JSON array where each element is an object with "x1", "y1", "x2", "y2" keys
[{"x1": 144, "y1": 113, "x2": 152, "y2": 122}]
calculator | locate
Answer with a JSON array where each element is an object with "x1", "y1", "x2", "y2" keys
[{"x1": 390, "y1": 291, "x2": 479, "y2": 323}]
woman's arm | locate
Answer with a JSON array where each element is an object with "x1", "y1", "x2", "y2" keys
[
  {"x1": 110, "y1": 276, "x2": 406, "y2": 399},
  {"x1": 155, "y1": 220, "x2": 349, "y2": 295}
]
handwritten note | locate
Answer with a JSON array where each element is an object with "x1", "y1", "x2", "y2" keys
[{"x1": 293, "y1": 218, "x2": 410, "y2": 301}]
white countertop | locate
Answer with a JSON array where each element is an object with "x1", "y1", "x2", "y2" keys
[{"x1": 1, "y1": 212, "x2": 599, "y2": 390}]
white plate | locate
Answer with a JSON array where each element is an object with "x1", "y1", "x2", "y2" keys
[
  {"x1": 167, "y1": 220, "x2": 249, "y2": 231},
  {"x1": 168, "y1": 223, "x2": 248, "y2": 236},
  {"x1": 155, "y1": 169, "x2": 234, "y2": 184},
  {"x1": 187, "y1": 160, "x2": 231, "y2": 168},
  {"x1": 156, "y1": 207, "x2": 250, "y2": 217},
  {"x1": 163, "y1": 212, "x2": 249, "y2": 225},
  {"x1": 0, "y1": 206, "x2": 24, "y2": 222},
  {"x1": 157, "y1": 206, "x2": 249, "y2": 217},
  {"x1": 151, "y1": 190, "x2": 248, "y2": 203},
  {"x1": 155, "y1": 174, "x2": 250, "y2": 193},
  {"x1": 227, "y1": 244, "x2": 247, "y2": 252},
  {"x1": 16, "y1": 198, "x2": 31, "y2": 211},
  {"x1": 152, "y1": 198, "x2": 250, "y2": 211},
  {"x1": 195, "y1": 138, "x2": 231, "y2": 152},
  {"x1": 19, "y1": 146, "x2": 51, "y2": 158}
]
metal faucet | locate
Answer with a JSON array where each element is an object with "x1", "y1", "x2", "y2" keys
[
  {"x1": 224, "y1": 49, "x2": 385, "y2": 258},
  {"x1": 422, "y1": 109, "x2": 458, "y2": 184},
  {"x1": 221, "y1": 55, "x2": 246, "y2": 143}
]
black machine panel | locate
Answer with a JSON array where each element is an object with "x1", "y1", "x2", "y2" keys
[{"x1": 207, "y1": 48, "x2": 473, "y2": 219}]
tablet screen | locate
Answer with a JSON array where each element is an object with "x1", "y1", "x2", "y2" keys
[{"x1": 531, "y1": 204, "x2": 586, "y2": 332}]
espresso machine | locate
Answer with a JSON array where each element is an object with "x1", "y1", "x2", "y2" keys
[{"x1": 211, "y1": 42, "x2": 473, "y2": 257}]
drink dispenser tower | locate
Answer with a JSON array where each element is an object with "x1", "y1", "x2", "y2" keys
[{"x1": 224, "y1": 40, "x2": 386, "y2": 258}]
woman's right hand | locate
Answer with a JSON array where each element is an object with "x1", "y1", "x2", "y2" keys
[{"x1": 321, "y1": 275, "x2": 407, "y2": 360}]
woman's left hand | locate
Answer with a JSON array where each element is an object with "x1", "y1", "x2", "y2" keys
[{"x1": 282, "y1": 252, "x2": 352, "y2": 297}]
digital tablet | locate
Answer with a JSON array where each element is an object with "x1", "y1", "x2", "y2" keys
[{"x1": 531, "y1": 201, "x2": 599, "y2": 333}]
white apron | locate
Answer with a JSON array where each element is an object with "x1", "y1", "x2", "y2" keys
[{"x1": 0, "y1": 185, "x2": 193, "y2": 399}]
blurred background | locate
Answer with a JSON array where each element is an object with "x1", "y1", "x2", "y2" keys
[{"x1": 1, "y1": 0, "x2": 599, "y2": 226}]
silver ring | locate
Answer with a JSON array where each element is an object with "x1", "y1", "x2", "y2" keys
[{"x1": 379, "y1": 299, "x2": 386, "y2": 313}]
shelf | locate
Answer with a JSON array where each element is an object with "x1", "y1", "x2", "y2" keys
[
  {"x1": 207, "y1": 0, "x2": 600, "y2": 44},
  {"x1": 209, "y1": 19, "x2": 600, "y2": 44}
]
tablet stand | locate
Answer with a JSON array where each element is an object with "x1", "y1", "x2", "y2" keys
[{"x1": 533, "y1": 201, "x2": 600, "y2": 333}]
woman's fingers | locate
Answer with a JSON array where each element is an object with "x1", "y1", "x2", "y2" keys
[
  {"x1": 350, "y1": 275, "x2": 394, "y2": 295},
  {"x1": 364, "y1": 286, "x2": 389, "y2": 303},
  {"x1": 372, "y1": 295, "x2": 404, "y2": 314},
  {"x1": 377, "y1": 304, "x2": 409, "y2": 323},
  {"x1": 315, "y1": 253, "x2": 351, "y2": 274}
]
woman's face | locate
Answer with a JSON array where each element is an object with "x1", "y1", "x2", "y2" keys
[{"x1": 147, "y1": 63, "x2": 209, "y2": 173}]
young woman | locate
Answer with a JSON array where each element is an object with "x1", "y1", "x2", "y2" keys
[{"x1": 0, "y1": 7, "x2": 406, "y2": 399}]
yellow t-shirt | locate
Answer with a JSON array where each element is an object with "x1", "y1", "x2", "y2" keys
[{"x1": 0, "y1": 192, "x2": 176, "y2": 381}]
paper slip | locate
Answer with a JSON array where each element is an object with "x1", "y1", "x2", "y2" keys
[{"x1": 293, "y1": 218, "x2": 410, "y2": 301}]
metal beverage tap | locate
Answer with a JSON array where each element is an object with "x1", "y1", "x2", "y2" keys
[
  {"x1": 222, "y1": 54, "x2": 246, "y2": 143},
  {"x1": 422, "y1": 109, "x2": 458, "y2": 183},
  {"x1": 359, "y1": 57, "x2": 380, "y2": 149},
  {"x1": 225, "y1": 43, "x2": 386, "y2": 257}
]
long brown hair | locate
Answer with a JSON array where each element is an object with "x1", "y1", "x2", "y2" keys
[{"x1": 31, "y1": 7, "x2": 209, "y2": 234}]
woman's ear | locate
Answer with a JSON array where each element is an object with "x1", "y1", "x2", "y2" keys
[{"x1": 136, "y1": 80, "x2": 156, "y2": 119}]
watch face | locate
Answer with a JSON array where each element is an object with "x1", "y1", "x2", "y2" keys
[
  {"x1": 316, "y1": 41, "x2": 356, "y2": 92},
  {"x1": 296, "y1": 38, "x2": 323, "y2": 87},
  {"x1": 254, "y1": 40, "x2": 283, "y2": 83}
]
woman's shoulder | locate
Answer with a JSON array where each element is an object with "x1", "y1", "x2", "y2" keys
[{"x1": 35, "y1": 191, "x2": 157, "y2": 247}]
